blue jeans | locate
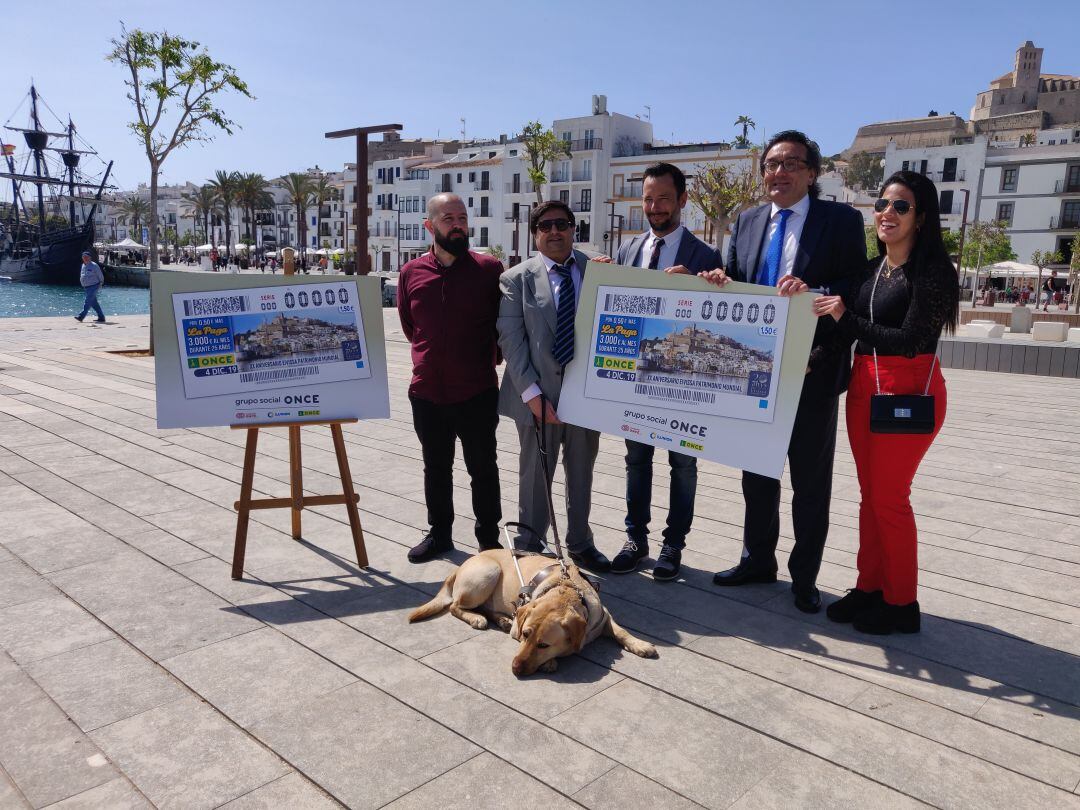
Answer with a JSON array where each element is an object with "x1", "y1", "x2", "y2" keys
[
  {"x1": 78, "y1": 284, "x2": 105, "y2": 321},
  {"x1": 624, "y1": 439, "x2": 697, "y2": 549}
]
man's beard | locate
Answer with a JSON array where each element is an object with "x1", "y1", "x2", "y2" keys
[
  {"x1": 434, "y1": 228, "x2": 469, "y2": 257},
  {"x1": 647, "y1": 213, "x2": 677, "y2": 233}
]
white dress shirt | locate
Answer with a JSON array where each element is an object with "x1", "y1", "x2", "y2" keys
[
  {"x1": 757, "y1": 193, "x2": 810, "y2": 284},
  {"x1": 636, "y1": 225, "x2": 684, "y2": 271},
  {"x1": 521, "y1": 253, "x2": 582, "y2": 403}
]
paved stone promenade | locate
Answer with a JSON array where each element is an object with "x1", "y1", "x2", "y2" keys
[{"x1": 1, "y1": 313, "x2": 1079, "y2": 809}]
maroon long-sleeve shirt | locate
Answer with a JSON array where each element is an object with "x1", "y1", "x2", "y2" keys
[{"x1": 397, "y1": 249, "x2": 504, "y2": 404}]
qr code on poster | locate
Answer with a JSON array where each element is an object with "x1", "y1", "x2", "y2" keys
[
  {"x1": 602, "y1": 293, "x2": 665, "y2": 316},
  {"x1": 182, "y1": 295, "x2": 251, "y2": 317}
]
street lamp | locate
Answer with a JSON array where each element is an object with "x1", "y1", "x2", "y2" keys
[{"x1": 325, "y1": 123, "x2": 403, "y2": 275}]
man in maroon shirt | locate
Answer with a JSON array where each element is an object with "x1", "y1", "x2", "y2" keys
[{"x1": 397, "y1": 193, "x2": 505, "y2": 562}]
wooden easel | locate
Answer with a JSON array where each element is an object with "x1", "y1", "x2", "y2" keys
[{"x1": 230, "y1": 418, "x2": 368, "y2": 580}]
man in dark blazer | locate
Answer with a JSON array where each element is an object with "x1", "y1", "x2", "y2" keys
[
  {"x1": 497, "y1": 200, "x2": 611, "y2": 573},
  {"x1": 610, "y1": 162, "x2": 724, "y2": 582},
  {"x1": 705, "y1": 130, "x2": 866, "y2": 613}
]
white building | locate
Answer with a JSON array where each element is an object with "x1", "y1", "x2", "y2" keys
[
  {"x1": 978, "y1": 142, "x2": 1080, "y2": 263},
  {"x1": 604, "y1": 142, "x2": 752, "y2": 257},
  {"x1": 883, "y1": 136, "x2": 1080, "y2": 266}
]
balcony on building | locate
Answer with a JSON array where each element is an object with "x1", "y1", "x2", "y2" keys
[
  {"x1": 379, "y1": 200, "x2": 394, "y2": 211},
  {"x1": 929, "y1": 169, "x2": 966, "y2": 182},
  {"x1": 472, "y1": 207, "x2": 492, "y2": 219},
  {"x1": 473, "y1": 180, "x2": 491, "y2": 191},
  {"x1": 505, "y1": 180, "x2": 535, "y2": 195},
  {"x1": 550, "y1": 172, "x2": 570, "y2": 183},
  {"x1": 440, "y1": 180, "x2": 453, "y2": 193},
  {"x1": 615, "y1": 184, "x2": 643, "y2": 199},
  {"x1": 407, "y1": 169, "x2": 430, "y2": 181},
  {"x1": 1054, "y1": 178, "x2": 1080, "y2": 193},
  {"x1": 571, "y1": 202, "x2": 591, "y2": 213},
  {"x1": 568, "y1": 138, "x2": 603, "y2": 151},
  {"x1": 1050, "y1": 215, "x2": 1080, "y2": 229},
  {"x1": 940, "y1": 203, "x2": 963, "y2": 216},
  {"x1": 572, "y1": 171, "x2": 592, "y2": 182}
]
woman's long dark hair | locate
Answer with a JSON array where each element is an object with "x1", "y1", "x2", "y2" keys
[{"x1": 875, "y1": 170, "x2": 960, "y2": 333}]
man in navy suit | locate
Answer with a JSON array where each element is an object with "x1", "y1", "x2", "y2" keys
[
  {"x1": 609, "y1": 162, "x2": 724, "y2": 582},
  {"x1": 704, "y1": 131, "x2": 866, "y2": 613}
]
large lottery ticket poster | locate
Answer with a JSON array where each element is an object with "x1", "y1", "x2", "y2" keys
[
  {"x1": 558, "y1": 263, "x2": 820, "y2": 479},
  {"x1": 153, "y1": 273, "x2": 389, "y2": 429}
]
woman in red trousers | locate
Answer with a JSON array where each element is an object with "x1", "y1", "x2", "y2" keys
[{"x1": 812, "y1": 170, "x2": 959, "y2": 634}]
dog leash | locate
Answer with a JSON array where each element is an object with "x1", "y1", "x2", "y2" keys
[{"x1": 534, "y1": 393, "x2": 570, "y2": 579}]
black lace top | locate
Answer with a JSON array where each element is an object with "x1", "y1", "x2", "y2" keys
[{"x1": 838, "y1": 257, "x2": 958, "y2": 356}]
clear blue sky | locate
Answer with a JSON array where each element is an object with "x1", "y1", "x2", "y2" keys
[{"x1": 6, "y1": 0, "x2": 1077, "y2": 191}]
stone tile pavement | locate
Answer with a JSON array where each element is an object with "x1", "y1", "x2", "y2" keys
[{"x1": 0, "y1": 313, "x2": 1078, "y2": 808}]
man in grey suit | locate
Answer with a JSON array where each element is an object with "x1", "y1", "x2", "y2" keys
[
  {"x1": 610, "y1": 162, "x2": 724, "y2": 581},
  {"x1": 497, "y1": 200, "x2": 611, "y2": 573}
]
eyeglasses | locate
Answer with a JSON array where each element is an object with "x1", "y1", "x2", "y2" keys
[
  {"x1": 762, "y1": 158, "x2": 810, "y2": 174},
  {"x1": 874, "y1": 198, "x2": 914, "y2": 215},
  {"x1": 536, "y1": 218, "x2": 573, "y2": 233}
]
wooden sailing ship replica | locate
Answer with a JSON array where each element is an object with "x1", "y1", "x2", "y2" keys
[{"x1": 1, "y1": 84, "x2": 113, "y2": 284}]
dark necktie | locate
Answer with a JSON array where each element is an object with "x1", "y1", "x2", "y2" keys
[
  {"x1": 552, "y1": 262, "x2": 576, "y2": 367},
  {"x1": 762, "y1": 209, "x2": 792, "y2": 287},
  {"x1": 647, "y1": 237, "x2": 665, "y2": 270}
]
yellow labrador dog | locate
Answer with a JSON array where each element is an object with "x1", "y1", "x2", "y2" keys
[{"x1": 409, "y1": 549, "x2": 658, "y2": 676}]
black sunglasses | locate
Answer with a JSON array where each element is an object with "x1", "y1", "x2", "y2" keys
[
  {"x1": 874, "y1": 198, "x2": 914, "y2": 215},
  {"x1": 536, "y1": 218, "x2": 573, "y2": 233}
]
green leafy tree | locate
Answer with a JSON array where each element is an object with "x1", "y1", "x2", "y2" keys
[
  {"x1": 207, "y1": 170, "x2": 241, "y2": 259},
  {"x1": 686, "y1": 150, "x2": 763, "y2": 249},
  {"x1": 961, "y1": 221, "x2": 1016, "y2": 303},
  {"x1": 520, "y1": 121, "x2": 570, "y2": 204},
  {"x1": 107, "y1": 25, "x2": 251, "y2": 273},
  {"x1": 488, "y1": 244, "x2": 506, "y2": 262},
  {"x1": 864, "y1": 223, "x2": 880, "y2": 258},
  {"x1": 842, "y1": 151, "x2": 884, "y2": 191},
  {"x1": 1031, "y1": 248, "x2": 1064, "y2": 309}
]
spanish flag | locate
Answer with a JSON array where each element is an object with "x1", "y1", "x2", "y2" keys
[{"x1": 0, "y1": 143, "x2": 14, "y2": 156}]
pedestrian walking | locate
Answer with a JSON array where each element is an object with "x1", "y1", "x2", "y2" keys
[{"x1": 74, "y1": 251, "x2": 106, "y2": 323}]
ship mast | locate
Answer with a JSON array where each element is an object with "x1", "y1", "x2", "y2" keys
[
  {"x1": 65, "y1": 118, "x2": 78, "y2": 225},
  {"x1": 28, "y1": 85, "x2": 46, "y2": 231}
]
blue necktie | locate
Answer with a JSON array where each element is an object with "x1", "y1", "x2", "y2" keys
[
  {"x1": 552, "y1": 262, "x2": 576, "y2": 367},
  {"x1": 762, "y1": 208, "x2": 792, "y2": 287}
]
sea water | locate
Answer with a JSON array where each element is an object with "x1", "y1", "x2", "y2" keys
[{"x1": 0, "y1": 281, "x2": 149, "y2": 318}]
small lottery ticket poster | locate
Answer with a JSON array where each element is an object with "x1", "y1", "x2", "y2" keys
[
  {"x1": 558, "y1": 263, "x2": 819, "y2": 479},
  {"x1": 153, "y1": 273, "x2": 389, "y2": 429}
]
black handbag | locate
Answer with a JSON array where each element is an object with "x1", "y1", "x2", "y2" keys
[{"x1": 868, "y1": 259, "x2": 937, "y2": 435}]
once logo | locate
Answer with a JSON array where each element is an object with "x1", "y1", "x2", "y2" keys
[
  {"x1": 679, "y1": 439, "x2": 703, "y2": 451},
  {"x1": 284, "y1": 394, "x2": 320, "y2": 405}
]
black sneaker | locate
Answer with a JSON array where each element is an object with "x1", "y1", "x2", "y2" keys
[
  {"x1": 652, "y1": 545, "x2": 682, "y2": 582},
  {"x1": 853, "y1": 600, "x2": 921, "y2": 635},
  {"x1": 477, "y1": 539, "x2": 503, "y2": 552},
  {"x1": 74, "y1": 315, "x2": 85, "y2": 322},
  {"x1": 826, "y1": 588, "x2": 881, "y2": 624},
  {"x1": 610, "y1": 539, "x2": 648, "y2": 574},
  {"x1": 407, "y1": 532, "x2": 453, "y2": 563}
]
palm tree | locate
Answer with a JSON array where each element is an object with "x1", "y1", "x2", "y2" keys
[
  {"x1": 279, "y1": 172, "x2": 315, "y2": 260},
  {"x1": 116, "y1": 195, "x2": 151, "y2": 242},
  {"x1": 207, "y1": 170, "x2": 241, "y2": 260},
  {"x1": 734, "y1": 115, "x2": 756, "y2": 149},
  {"x1": 311, "y1": 175, "x2": 335, "y2": 257},
  {"x1": 236, "y1": 173, "x2": 275, "y2": 254},
  {"x1": 180, "y1": 184, "x2": 218, "y2": 247}
]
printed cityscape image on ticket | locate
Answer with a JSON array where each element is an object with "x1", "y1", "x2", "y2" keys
[
  {"x1": 585, "y1": 285, "x2": 790, "y2": 424},
  {"x1": 171, "y1": 282, "x2": 371, "y2": 401}
]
